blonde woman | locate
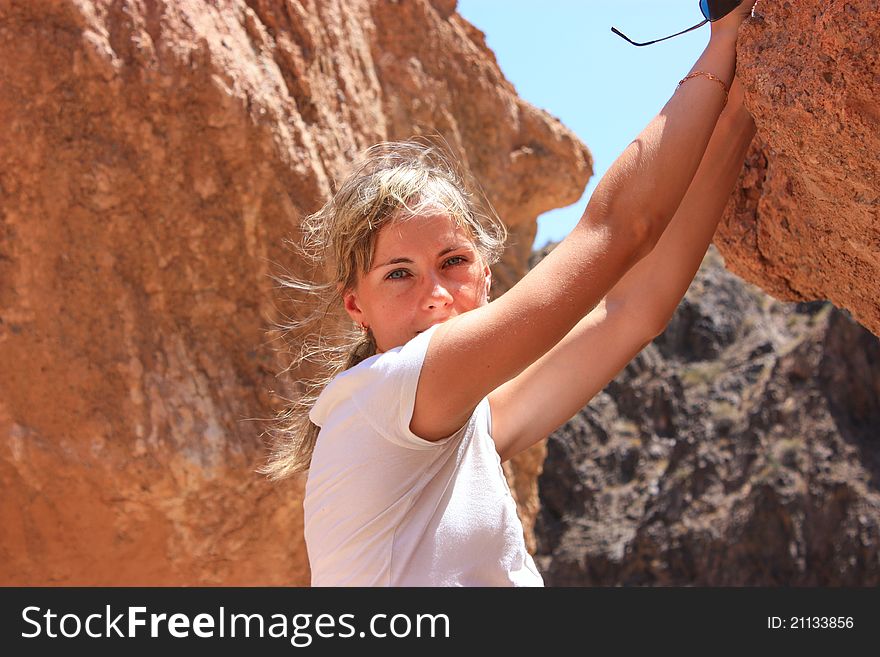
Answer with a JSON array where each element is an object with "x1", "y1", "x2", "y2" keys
[{"x1": 262, "y1": 2, "x2": 758, "y2": 586}]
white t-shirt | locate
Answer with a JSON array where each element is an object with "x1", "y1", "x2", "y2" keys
[{"x1": 304, "y1": 322, "x2": 544, "y2": 587}]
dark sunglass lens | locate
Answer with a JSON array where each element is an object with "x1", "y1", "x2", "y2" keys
[{"x1": 704, "y1": 0, "x2": 744, "y2": 22}]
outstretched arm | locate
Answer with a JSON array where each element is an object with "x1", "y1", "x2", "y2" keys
[
  {"x1": 489, "y1": 76, "x2": 757, "y2": 463},
  {"x1": 603, "y1": 74, "x2": 757, "y2": 327}
]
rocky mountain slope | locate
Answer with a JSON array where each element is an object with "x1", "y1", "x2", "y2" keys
[{"x1": 532, "y1": 244, "x2": 880, "y2": 585}]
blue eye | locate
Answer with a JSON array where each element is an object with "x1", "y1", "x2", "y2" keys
[{"x1": 384, "y1": 256, "x2": 467, "y2": 281}]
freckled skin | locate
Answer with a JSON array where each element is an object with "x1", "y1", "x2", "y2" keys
[{"x1": 339, "y1": 213, "x2": 492, "y2": 353}]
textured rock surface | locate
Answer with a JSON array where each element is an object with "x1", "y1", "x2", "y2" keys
[
  {"x1": 533, "y1": 245, "x2": 880, "y2": 585},
  {"x1": 717, "y1": 0, "x2": 880, "y2": 337},
  {"x1": 0, "y1": 0, "x2": 590, "y2": 584}
]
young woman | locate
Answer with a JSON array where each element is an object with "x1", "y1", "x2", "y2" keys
[{"x1": 261, "y1": 2, "x2": 759, "y2": 586}]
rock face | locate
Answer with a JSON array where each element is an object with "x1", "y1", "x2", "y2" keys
[
  {"x1": 533, "y1": 245, "x2": 880, "y2": 585},
  {"x1": 717, "y1": 0, "x2": 880, "y2": 337},
  {"x1": 0, "y1": 0, "x2": 590, "y2": 584}
]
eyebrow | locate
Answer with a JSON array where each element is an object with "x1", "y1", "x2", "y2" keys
[{"x1": 371, "y1": 244, "x2": 470, "y2": 271}]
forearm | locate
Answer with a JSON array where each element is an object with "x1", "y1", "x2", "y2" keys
[
  {"x1": 605, "y1": 86, "x2": 758, "y2": 324},
  {"x1": 584, "y1": 31, "x2": 738, "y2": 236}
]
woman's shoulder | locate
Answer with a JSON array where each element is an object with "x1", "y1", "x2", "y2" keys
[{"x1": 309, "y1": 326, "x2": 439, "y2": 428}]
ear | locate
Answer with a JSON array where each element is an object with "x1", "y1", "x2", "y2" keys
[
  {"x1": 483, "y1": 262, "x2": 492, "y2": 295},
  {"x1": 337, "y1": 282, "x2": 367, "y2": 326}
]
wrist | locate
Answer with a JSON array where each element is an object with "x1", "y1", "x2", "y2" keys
[{"x1": 708, "y1": 25, "x2": 740, "y2": 47}]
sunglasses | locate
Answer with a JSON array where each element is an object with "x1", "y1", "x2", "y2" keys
[{"x1": 612, "y1": 0, "x2": 744, "y2": 47}]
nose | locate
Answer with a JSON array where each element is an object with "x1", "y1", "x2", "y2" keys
[{"x1": 423, "y1": 272, "x2": 453, "y2": 310}]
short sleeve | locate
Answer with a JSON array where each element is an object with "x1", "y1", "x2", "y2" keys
[{"x1": 350, "y1": 323, "x2": 461, "y2": 450}]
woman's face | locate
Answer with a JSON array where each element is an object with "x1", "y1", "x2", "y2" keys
[{"x1": 341, "y1": 212, "x2": 491, "y2": 353}]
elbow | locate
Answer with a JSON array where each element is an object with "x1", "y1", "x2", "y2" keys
[
  {"x1": 636, "y1": 210, "x2": 668, "y2": 258},
  {"x1": 580, "y1": 204, "x2": 662, "y2": 270},
  {"x1": 605, "y1": 200, "x2": 663, "y2": 261},
  {"x1": 621, "y1": 211, "x2": 662, "y2": 264},
  {"x1": 615, "y1": 296, "x2": 671, "y2": 343},
  {"x1": 645, "y1": 308, "x2": 672, "y2": 340}
]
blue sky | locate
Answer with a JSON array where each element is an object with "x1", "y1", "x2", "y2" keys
[{"x1": 456, "y1": 0, "x2": 712, "y2": 249}]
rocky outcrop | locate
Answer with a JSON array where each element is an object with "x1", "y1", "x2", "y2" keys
[
  {"x1": 533, "y1": 245, "x2": 880, "y2": 585},
  {"x1": 0, "y1": 0, "x2": 590, "y2": 584},
  {"x1": 718, "y1": 0, "x2": 880, "y2": 337}
]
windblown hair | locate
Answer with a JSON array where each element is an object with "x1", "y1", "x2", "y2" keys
[{"x1": 258, "y1": 136, "x2": 508, "y2": 481}]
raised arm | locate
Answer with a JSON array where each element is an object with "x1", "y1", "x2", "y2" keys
[
  {"x1": 412, "y1": 8, "x2": 755, "y2": 441},
  {"x1": 605, "y1": 74, "x2": 758, "y2": 324},
  {"x1": 487, "y1": 75, "x2": 758, "y2": 462}
]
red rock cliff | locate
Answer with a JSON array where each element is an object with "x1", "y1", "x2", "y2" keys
[
  {"x1": 0, "y1": 0, "x2": 591, "y2": 585},
  {"x1": 718, "y1": 0, "x2": 879, "y2": 336}
]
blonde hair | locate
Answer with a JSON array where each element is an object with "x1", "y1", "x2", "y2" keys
[{"x1": 258, "y1": 136, "x2": 508, "y2": 480}]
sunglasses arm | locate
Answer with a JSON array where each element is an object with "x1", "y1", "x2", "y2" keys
[{"x1": 611, "y1": 18, "x2": 709, "y2": 47}]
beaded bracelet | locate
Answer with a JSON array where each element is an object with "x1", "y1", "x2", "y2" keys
[{"x1": 677, "y1": 70, "x2": 729, "y2": 103}]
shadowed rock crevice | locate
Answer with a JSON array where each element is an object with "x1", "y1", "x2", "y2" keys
[{"x1": 533, "y1": 245, "x2": 880, "y2": 586}]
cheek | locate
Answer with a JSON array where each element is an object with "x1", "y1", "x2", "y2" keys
[
  {"x1": 469, "y1": 263, "x2": 488, "y2": 286},
  {"x1": 456, "y1": 267, "x2": 486, "y2": 297},
  {"x1": 376, "y1": 283, "x2": 420, "y2": 310}
]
